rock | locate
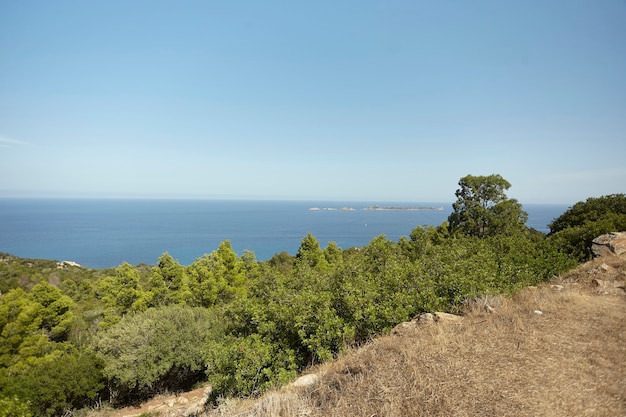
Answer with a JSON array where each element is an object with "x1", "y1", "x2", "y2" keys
[
  {"x1": 433, "y1": 312, "x2": 463, "y2": 323},
  {"x1": 177, "y1": 396, "x2": 189, "y2": 404},
  {"x1": 591, "y1": 232, "x2": 626, "y2": 258},
  {"x1": 393, "y1": 321, "x2": 418, "y2": 332},
  {"x1": 184, "y1": 402, "x2": 205, "y2": 416},
  {"x1": 551, "y1": 284, "x2": 564, "y2": 291},
  {"x1": 534, "y1": 310, "x2": 543, "y2": 315},
  {"x1": 592, "y1": 279, "x2": 626, "y2": 295},
  {"x1": 293, "y1": 373, "x2": 319, "y2": 387},
  {"x1": 418, "y1": 312, "x2": 435, "y2": 322},
  {"x1": 56, "y1": 260, "x2": 82, "y2": 269},
  {"x1": 392, "y1": 313, "x2": 439, "y2": 334}
]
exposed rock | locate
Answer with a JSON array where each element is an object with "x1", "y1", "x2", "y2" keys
[
  {"x1": 393, "y1": 321, "x2": 418, "y2": 332},
  {"x1": 551, "y1": 284, "x2": 564, "y2": 291},
  {"x1": 433, "y1": 312, "x2": 463, "y2": 323},
  {"x1": 418, "y1": 312, "x2": 435, "y2": 322},
  {"x1": 293, "y1": 373, "x2": 319, "y2": 388},
  {"x1": 591, "y1": 232, "x2": 626, "y2": 258},
  {"x1": 592, "y1": 278, "x2": 626, "y2": 295},
  {"x1": 56, "y1": 260, "x2": 82, "y2": 269},
  {"x1": 392, "y1": 312, "x2": 464, "y2": 334},
  {"x1": 108, "y1": 385, "x2": 212, "y2": 417}
]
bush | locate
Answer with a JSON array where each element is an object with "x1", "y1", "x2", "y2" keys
[
  {"x1": 549, "y1": 194, "x2": 626, "y2": 260},
  {"x1": 92, "y1": 305, "x2": 214, "y2": 404},
  {"x1": 0, "y1": 396, "x2": 32, "y2": 417},
  {"x1": 0, "y1": 351, "x2": 104, "y2": 417},
  {"x1": 204, "y1": 334, "x2": 297, "y2": 400}
]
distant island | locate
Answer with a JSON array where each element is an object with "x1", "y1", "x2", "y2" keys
[{"x1": 309, "y1": 206, "x2": 444, "y2": 211}]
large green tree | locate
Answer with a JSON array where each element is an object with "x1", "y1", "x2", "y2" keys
[
  {"x1": 448, "y1": 174, "x2": 528, "y2": 237},
  {"x1": 548, "y1": 194, "x2": 626, "y2": 260},
  {"x1": 147, "y1": 253, "x2": 190, "y2": 306},
  {"x1": 187, "y1": 241, "x2": 248, "y2": 307}
]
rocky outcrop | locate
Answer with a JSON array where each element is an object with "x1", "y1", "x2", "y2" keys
[
  {"x1": 591, "y1": 232, "x2": 626, "y2": 258},
  {"x1": 56, "y1": 260, "x2": 82, "y2": 269},
  {"x1": 117, "y1": 385, "x2": 211, "y2": 417},
  {"x1": 392, "y1": 312, "x2": 463, "y2": 334},
  {"x1": 293, "y1": 373, "x2": 319, "y2": 388},
  {"x1": 592, "y1": 278, "x2": 626, "y2": 295}
]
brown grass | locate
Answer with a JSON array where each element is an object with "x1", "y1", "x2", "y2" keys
[{"x1": 205, "y1": 256, "x2": 626, "y2": 417}]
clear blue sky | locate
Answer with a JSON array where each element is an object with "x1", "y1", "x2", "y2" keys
[{"x1": 1, "y1": 1, "x2": 625, "y2": 204}]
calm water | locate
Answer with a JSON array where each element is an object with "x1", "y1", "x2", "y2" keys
[{"x1": 0, "y1": 199, "x2": 568, "y2": 269}]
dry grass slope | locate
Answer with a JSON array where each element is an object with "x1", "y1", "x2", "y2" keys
[{"x1": 206, "y1": 256, "x2": 625, "y2": 417}]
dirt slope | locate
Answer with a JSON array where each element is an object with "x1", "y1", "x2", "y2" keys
[{"x1": 205, "y1": 255, "x2": 625, "y2": 417}]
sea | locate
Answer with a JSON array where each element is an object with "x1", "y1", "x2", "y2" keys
[{"x1": 0, "y1": 199, "x2": 569, "y2": 269}]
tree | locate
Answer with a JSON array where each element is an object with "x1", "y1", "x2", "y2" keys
[
  {"x1": 147, "y1": 253, "x2": 190, "y2": 306},
  {"x1": 187, "y1": 241, "x2": 248, "y2": 307},
  {"x1": 27, "y1": 282, "x2": 76, "y2": 342},
  {"x1": 448, "y1": 174, "x2": 528, "y2": 237},
  {"x1": 99, "y1": 262, "x2": 144, "y2": 329},
  {"x1": 548, "y1": 194, "x2": 626, "y2": 260},
  {"x1": 295, "y1": 233, "x2": 328, "y2": 270},
  {"x1": 1, "y1": 351, "x2": 104, "y2": 417},
  {"x1": 549, "y1": 194, "x2": 626, "y2": 234},
  {"x1": 93, "y1": 305, "x2": 213, "y2": 404}
]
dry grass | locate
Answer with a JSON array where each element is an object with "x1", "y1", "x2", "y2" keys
[{"x1": 204, "y1": 256, "x2": 626, "y2": 417}]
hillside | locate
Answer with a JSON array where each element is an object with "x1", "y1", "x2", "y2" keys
[
  {"x1": 92, "y1": 253, "x2": 626, "y2": 417},
  {"x1": 202, "y1": 255, "x2": 625, "y2": 417}
]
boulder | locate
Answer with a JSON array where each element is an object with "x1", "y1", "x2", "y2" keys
[
  {"x1": 418, "y1": 312, "x2": 435, "y2": 322},
  {"x1": 293, "y1": 373, "x2": 319, "y2": 387},
  {"x1": 433, "y1": 312, "x2": 463, "y2": 323},
  {"x1": 591, "y1": 232, "x2": 626, "y2": 258},
  {"x1": 592, "y1": 278, "x2": 626, "y2": 295}
]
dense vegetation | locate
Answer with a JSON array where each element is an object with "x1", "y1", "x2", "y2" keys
[
  {"x1": 0, "y1": 176, "x2": 623, "y2": 416},
  {"x1": 547, "y1": 194, "x2": 626, "y2": 261}
]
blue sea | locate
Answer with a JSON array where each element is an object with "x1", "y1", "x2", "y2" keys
[{"x1": 0, "y1": 199, "x2": 569, "y2": 269}]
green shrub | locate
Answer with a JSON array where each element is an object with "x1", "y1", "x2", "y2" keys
[
  {"x1": 204, "y1": 334, "x2": 297, "y2": 400},
  {"x1": 0, "y1": 396, "x2": 32, "y2": 417},
  {"x1": 549, "y1": 194, "x2": 626, "y2": 260},
  {"x1": 92, "y1": 305, "x2": 214, "y2": 404},
  {"x1": 0, "y1": 351, "x2": 104, "y2": 417}
]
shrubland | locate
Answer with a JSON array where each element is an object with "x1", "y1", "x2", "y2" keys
[{"x1": 0, "y1": 177, "x2": 624, "y2": 416}]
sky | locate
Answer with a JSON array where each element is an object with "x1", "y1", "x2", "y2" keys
[{"x1": 1, "y1": 1, "x2": 625, "y2": 205}]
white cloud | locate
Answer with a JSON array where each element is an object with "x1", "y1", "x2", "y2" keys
[{"x1": 0, "y1": 135, "x2": 32, "y2": 148}]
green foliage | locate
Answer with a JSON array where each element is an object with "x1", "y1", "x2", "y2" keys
[
  {"x1": 267, "y1": 251, "x2": 295, "y2": 276},
  {"x1": 204, "y1": 334, "x2": 297, "y2": 399},
  {"x1": 548, "y1": 194, "x2": 626, "y2": 261},
  {"x1": 187, "y1": 241, "x2": 248, "y2": 307},
  {"x1": 27, "y1": 282, "x2": 76, "y2": 341},
  {"x1": 448, "y1": 174, "x2": 528, "y2": 237},
  {"x1": 0, "y1": 396, "x2": 32, "y2": 417},
  {"x1": 147, "y1": 253, "x2": 190, "y2": 307},
  {"x1": 0, "y1": 284, "x2": 77, "y2": 372},
  {"x1": 92, "y1": 305, "x2": 213, "y2": 403},
  {"x1": 296, "y1": 233, "x2": 329, "y2": 270},
  {"x1": 549, "y1": 194, "x2": 626, "y2": 233},
  {"x1": 0, "y1": 351, "x2": 104, "y2": 417}
]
